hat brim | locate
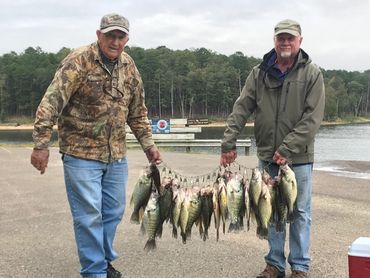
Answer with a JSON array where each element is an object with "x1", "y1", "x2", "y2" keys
[
  {"x1": 275, "y1": 29, "x2": 300, "y2": 37},
  {"x1": 100, "y1": 26, "x2": 129, "y2": 34}
]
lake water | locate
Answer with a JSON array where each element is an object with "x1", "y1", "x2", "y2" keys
[
  {"x1": 198, "y1": 123, "x2": 370, "y2": 180},
  {"x1": 1, "y1": 123, "x2": 370, "y2": 179},
  {"x1": 199, "y1": 123, "x2": 370, "y2": 162}
]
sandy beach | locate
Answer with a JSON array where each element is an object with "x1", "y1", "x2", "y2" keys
[{"x1": 1, "y1": 147, "x2": 369, "y2": 278}]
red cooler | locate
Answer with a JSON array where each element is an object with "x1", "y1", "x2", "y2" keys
[{"x1": 348, "y1": 237, "x2": 370, "y2": 278}]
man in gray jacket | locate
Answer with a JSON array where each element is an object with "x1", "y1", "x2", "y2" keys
[{"x1": 220, "y1": 19, "x2": 325, "y2": 278}]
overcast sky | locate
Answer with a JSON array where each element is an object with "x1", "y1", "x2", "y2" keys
[{"x1": 1, "y1": 0, "x2": 369, "y2": 72}]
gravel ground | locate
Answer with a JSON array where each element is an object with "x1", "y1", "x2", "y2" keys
[{"x1": 1, "y1": 147, "x2": 369, "y2": 278}]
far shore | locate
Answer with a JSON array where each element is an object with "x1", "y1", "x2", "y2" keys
[{"x1": 1, "y1": 118, "x2": 369, "y2": 131}]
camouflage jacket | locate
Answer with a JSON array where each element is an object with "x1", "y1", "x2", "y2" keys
[{"x1": 33, "y1": 42, "x2": 154, "y2": 162}]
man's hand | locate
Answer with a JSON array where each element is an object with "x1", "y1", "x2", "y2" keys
[
  {"x1": 220, "y1": 149, "x2": 237, "y2": 167},
  {"x1": 31, "y1": 148, "x2": 50, "y2": 174},
  {"x1": 273, "y1": 151, "x2": 288, "y2": 166},
  {"x1": 144, "y1": 145, "x2": 162, "y2": 164}
]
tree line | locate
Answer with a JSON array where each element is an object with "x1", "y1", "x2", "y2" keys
[{"x1": 0, "y1": 46, "x2": 369, "y2": 123}]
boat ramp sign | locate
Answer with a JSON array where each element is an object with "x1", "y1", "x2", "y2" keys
[{"x1": 150, "y1": 119, "x2": 170, "y2": 134}]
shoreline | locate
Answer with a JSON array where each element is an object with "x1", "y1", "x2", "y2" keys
[{"x1": 1, "y1": 118, "x2": 369, "y2": 130}]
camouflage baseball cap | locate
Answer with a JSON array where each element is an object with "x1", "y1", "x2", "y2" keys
[
  {"x1": 100, "y1": 13, "x2": 129, "y2": 34},
  {"x1": 274, "y1": 19, "x2": 301, "y2": 37}
]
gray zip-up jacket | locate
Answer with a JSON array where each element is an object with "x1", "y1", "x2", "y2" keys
[{"x1": 221, "y1": 49, "x2": 325, "y2": 164}]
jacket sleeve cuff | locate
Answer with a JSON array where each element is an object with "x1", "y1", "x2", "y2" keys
[
  {"x1": 139, "y1": 137, "x2": 155, "y2": 151},
  {"x1": 277, "y1": 146, "x2": 291, "y2": 160},
  {"x1": 221, "y1": 141, "x2": 236, "y2": 153}
]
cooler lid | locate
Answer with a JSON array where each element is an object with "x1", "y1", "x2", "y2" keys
[{"x1": 348, "y1": 237, "x2": 370, "y2": 257}]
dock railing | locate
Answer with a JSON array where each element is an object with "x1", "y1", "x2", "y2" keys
[{"x1": 125, "y1": 118, "x2": 251, "y2": 155}]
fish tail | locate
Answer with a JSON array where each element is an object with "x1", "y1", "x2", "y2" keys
[
  {"x1": 202, "y1": 229, "x2": 209, "y2": 242},
  {"x1": 144, "y1": 239, "x2": 156, "y2": 252},
  {"x1": 130, "y1": 211, "x2": 140, "y2": 224},
  {"x1": 276, "y1": 222, "x2": 285, "y2": 232},
  {"x1": 181, "y1": 232, "x2": 187, "y2": 244},
  {"x1": 257, "y1": 227, "x2": 269, "y2": 240},
  {"x1": 216, "y1": 228, "x2": 219, "y2": 242},
  {"x1": 228, "y1": 222, "x2": 241, "y2": 233},
  {"x1": 157, "y1": 225, "x2": 163, "y2": 238},
  {"x1": 287, "y1": 210, "x2": 294, "y2": 223},
  {"x1": 172, "y1": 226, "x2": 178, "y2": 239}
]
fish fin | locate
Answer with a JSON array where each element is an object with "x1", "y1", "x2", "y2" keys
[
  {"x1": 129, "y1": 195, "x2": 134, "y2": 207},
  {"x1": 144, "y1": 239, "x2": 156, "y2": 252},
  {"x1": 138, "y1": 207, "x2": 145, "y2": 222},
  {"x1": 140, "y1": 222, "x2": 146, "y2": 235},
  {"x1": 186, "y1": 229, "x2": 192, "y2": 240}
]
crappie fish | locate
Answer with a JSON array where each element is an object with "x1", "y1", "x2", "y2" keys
[
  {"x1": 142, "y1": 191, "x2": 161, "y2": 252},
  {"x1": 157, "y1": 177, "x2": 173, "y2": 238},
  {"x1": 218, "y1": 177, "x2": 228, "y2": 234},
  {"x1": 200, "y1": 187, "x2": 214, "y2": 241},
  {"x1": 257, "y1": 181, "x2": 274, "y2": 239},
  {"x1": 243, "y1": 178, "x2": 251, "y2": 231},
  {"x1": 275, "y1": 183, "x2": 288, "y2": 232},
  {"x1": 212, "y1": 180, "x2": 221, "y2": 241},
  {"x1": 249, "y1": 168, "x2": 263, "y2": 231},
  {"x1": 150, "y1": 163, "x2": 161, "y2": 193},
  {"x1": 170, "y1": 182, "x2": 184, "y2": 239},
  {"x1": 279, "y1": 164, "x2": 297, "y2": 222},
  {"x1": 130, "y1": 166, "x2": 154, "y2": 224},
  {"x1": 179, "y1": 187, "x2": 202, "y2": 243},
  {"x1": 226, "y1": 172, "x2": 244, "y2": 232},
  {"x1": 249, "y1": 168, "x2": 263, "y2": 210}
]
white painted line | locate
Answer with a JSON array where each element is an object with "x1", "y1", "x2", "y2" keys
[{"x1": 0, "y1": 147, "x2": 11, "y2": 153}]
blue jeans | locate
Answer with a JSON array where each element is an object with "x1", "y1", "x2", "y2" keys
[
  {"x1": 259, "y1": 160, "x2": 313, "y2": 273},
  {"x1": 63, "y1": 154, "x2": 128, "y2": 278}
]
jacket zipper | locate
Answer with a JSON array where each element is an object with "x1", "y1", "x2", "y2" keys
[
  {"x1": 273, "y1": 87, "x2": 282, "y2": 153},
  {"x1": 283, "y1": 82, "x2": 290, "y2": 112},
  {"x1": 108, "y1": 125, "x2": 112, "y2": 162},
  {"x1": 104, "y1": 67, "x2": 113, "y2": 163}
]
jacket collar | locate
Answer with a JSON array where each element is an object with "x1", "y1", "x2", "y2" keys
[{"x1": 259, "y1": 48, "x2": 310, "y2": 73}]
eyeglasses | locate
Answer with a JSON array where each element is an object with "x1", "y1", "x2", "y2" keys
[
  {"x1": 104, "y1": 32, "x2": 127, "y2": 41},
  {"x1": 103, "y1": 83, "x2": 124, "y2": 101}
]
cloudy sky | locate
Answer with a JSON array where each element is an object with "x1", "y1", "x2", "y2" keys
[{"x1": 1, "y1": 0, "x2": 369, "y2": 72}]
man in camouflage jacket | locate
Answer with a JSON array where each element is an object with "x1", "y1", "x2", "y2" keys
[{"x1": 31, "y1": 13, "x2": 161, "y2": 278}]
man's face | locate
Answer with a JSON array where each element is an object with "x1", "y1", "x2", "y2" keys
[
  {"x1": 96, "y1": 30, "x2": 129, "y2": 60},
  {"x1": 274, "y1": 33, "x2": 302, "y2": 60}
]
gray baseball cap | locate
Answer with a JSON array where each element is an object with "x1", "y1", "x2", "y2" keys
[
  {"x1": 274, "y1": 19, "x2": 301, "y2": 37},
  {"x1": 100, "y1": 13, "x2": 129, "y2": 34}
]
